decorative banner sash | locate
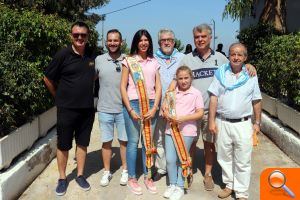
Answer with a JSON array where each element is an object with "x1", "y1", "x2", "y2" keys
[
  {"x1": 125, "y1": 56, "x2": 156, "y2": 178},
  {"x1": 165, "y1": 91, "x2": 192, "y2": 189}
]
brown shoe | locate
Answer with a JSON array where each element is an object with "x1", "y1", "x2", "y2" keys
[
  {"x1": 218, "y1": 187, "x2": 233, "y2": 199},
  {"x1": 203, "y1": 174, "x2": 214, "y2": 191},
  {"x1": 237, "y1": 198, "x2": 247, "y2": 200}
]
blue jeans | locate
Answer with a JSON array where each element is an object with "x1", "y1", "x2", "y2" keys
[
  {"x1": 165, "y1": 134, "x2": 194, "y2": 188},
  {"x1": 123, "y1": 99, "x2": 157, "y2": 178}
]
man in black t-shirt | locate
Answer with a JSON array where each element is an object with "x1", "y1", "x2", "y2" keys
[{"x1": 44, "y1": 21, "x2": 95, "y2": 196}]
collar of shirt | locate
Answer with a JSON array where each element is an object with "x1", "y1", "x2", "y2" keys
[
  {"x1": 134, "y1": 55, "x2": 153, "y2": 62},
  {"x1": 192, "y1": 48, "x2": 215, "y2": 62},
  {"x1": 155, "y1": 52, "x2": 182, "y2": 69},
  {"x1": 106, "y1": 53, "x2": 124, "y2": 62},
  {"x1": 176, "y1": 86, "x2": 194, "y2": 95}
]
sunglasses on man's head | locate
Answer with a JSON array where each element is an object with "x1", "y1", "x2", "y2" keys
[{"x1": 72, "y1": 33, "x2": 88, "y2": 39}]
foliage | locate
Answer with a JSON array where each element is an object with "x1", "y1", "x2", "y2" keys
[
  {"x1": 1, "y1": 0, "x2": 109, "y2": 24},
  {"x1": 223, "y1": 0, "x2": 253, "y2": 21},
  {"x1": 237, "y1": 23, "x2": 300, "y2": 109},
  {"x1": 237, "y1": 23, "x2": 281, "y2": 63},
  {"x1": 174, "y1": 38, "x2": 185, "y2": 52},
  {"x1": 120, "y1": 39, "x2": 131, "y2": 55},
  {"x1": 0, "y1": 5, "x2": 98, "y2": 136},
  {"x1": 223, "y1": 0, "x2": 287, "y2": 33},
  {"x1": 255, "y1": 33, "x2": 300, "y2": 109}
]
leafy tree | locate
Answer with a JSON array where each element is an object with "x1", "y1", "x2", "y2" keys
[
  {"x1": 174, "y1": 38, "x2": 185, "y2": 52},
  {"x1": 1, "y1": 0, "x2": 109, "y2": 24},
  {"x1": 223, "y1": 0, "x2": 287, "y2": 33},
  {"x1": 120, "y1": 39, "x2": 130, "y2": 55}
]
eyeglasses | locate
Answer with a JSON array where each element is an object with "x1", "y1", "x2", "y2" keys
[
  {"x1": 72, "y1": 33, "x2": 88, "y2": 39},
  {"x1": 113, "y1": 60, "x2": 121, "y2": 72},
  {"x1": 160, "y1": 38, "x2": 174, "y2": 43}
]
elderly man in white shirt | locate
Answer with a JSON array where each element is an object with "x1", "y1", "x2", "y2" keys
[{"x1": 208, "y1": 43, "x2": 262, "y2": 200}]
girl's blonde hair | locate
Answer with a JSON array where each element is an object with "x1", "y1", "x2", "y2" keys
[{"x1": 176, "y1": 66, "x2": 193, "y2": 79}]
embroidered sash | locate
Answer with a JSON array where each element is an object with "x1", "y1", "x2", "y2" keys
[
  {"x1": 125, "y1": 56, "x2": 156, "y2": 178},
  {"x1": 165, "y1": 91, "x2": 192, "y2": 189}
]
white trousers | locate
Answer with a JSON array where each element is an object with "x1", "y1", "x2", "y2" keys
[
  {"x1": 153, "y1": 116, "x2": 167, "y2": 174},
  {"x1": 216, "y1": 118, "x2": 253, "y2": 199}
]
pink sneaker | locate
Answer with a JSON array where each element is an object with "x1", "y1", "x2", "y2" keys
[
  {"x1": 127, "y1": 178, "x2": 142, "y2": 195},
  {"x1": 144, "y1": 178, "x2": 157, "y2": 194}
]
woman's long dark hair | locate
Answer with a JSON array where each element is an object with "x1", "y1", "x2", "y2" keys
[{"x1": 130, "y1": 29, "x2": 153, "y2": 58}]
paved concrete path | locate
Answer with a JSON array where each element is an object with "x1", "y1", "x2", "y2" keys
[{"x1": 20, "y1": 114, "x2": 299, "y2": 200}]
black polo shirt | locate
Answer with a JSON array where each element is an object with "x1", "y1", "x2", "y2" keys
[{"x1": 45, "y1": 45, "x2": 95, "y2": 108}]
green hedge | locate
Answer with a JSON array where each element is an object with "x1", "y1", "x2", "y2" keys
[
  {"x1": 238, "y1": 23, "x2": 300, "y2": 110},
  {"x1": 0, "y1": 5, "x2": 99, "y2": 137}
]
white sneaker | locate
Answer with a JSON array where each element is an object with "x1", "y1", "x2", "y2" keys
[
  {"x1": 170, "y1": 186, "x2": 184, "y2": 200},
  {"x1": 120, "y1": 169, "x2": 128, "y2": 186},
  {"x1": 163, "y1": 184, "x2": 176, "y2": 198},
  {"x1": 100, "y1": 171, "x2": 112, "y2": 187}
]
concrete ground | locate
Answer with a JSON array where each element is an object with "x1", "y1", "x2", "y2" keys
[{"x1": 20, "y1": 114, "x2": 299, "y2": 200}]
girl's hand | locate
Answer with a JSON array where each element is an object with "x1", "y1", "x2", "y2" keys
[
  {"x1": 130, "y1": 110, "x2": 141, "y2": 121},
  {"x1": 143, "y1": 107, "x2": 157, "y2": 120}
]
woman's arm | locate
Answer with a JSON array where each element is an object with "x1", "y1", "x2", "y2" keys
[
  {"x1": 120, "y1": 65, "x2": 140, "y2": 120},
  {"x1": 144, "y1": 70, "x2": 162, "y2": 120}
]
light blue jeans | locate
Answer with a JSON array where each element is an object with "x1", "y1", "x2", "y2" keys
[
  {"x1": 165, "y1": 134, "x2": 194, "y2": 188},
  {"x1": 123, "y1": 99, "x2": 157, "y2": 178}
]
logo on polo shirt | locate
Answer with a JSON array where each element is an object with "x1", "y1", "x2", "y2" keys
[
  {"x1": 88, "y1": 61, "x2": 95, "y2": 67},
  {"x1": 192, "y1": 67, "x2": 218, "y2": 79}
]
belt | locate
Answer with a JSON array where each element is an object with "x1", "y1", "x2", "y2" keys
[{"x1": 217, "y1": 114, "x2": 250, "y2": 123}]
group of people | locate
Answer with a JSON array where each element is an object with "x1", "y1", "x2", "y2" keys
[{"x1": 44, "y1": 21, "x2": 262, "y2": 200}]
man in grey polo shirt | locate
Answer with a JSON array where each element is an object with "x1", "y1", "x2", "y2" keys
[
  {"x1": 153, "y1": 29, "x2": 185, "y2": 182},
  {"x1": 95, "y1": 29, "x2": 128, "y2": 187},
  {"x1": 169, "y1": 24, "x2": 256, "y2": 191}
]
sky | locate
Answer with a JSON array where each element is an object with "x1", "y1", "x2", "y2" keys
[{"x1": 92, "y1": 0, "x2": 240, "y2": 54}]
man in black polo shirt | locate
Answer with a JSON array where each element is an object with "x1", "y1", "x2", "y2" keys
[{"x1": 44, "y1": 21, "x2": 95, "y2": 196}]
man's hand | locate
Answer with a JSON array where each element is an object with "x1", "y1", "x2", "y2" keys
[
  {"x1": 245, "y1": 64, "x2": 257, "y2": 76},
  {"x1": 253, "y1": 124, "x2": 260, "y2": 133},
  {"x1": 209, "y1": 120, "x2": 218, "y2": 135}
]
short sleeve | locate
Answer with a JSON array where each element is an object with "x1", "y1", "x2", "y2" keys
[
  {"x1": 95, "y1": 56, "x2": 101, "y2": 75},
  {"x1": 208, "y1": 76, "x2": 222, "y2": 97},
  {"x1": 195, "y1": 90, "x2": 204, "y2": 109},
  {"x1": 121, "y1": 58, "x2": 129, "y2": 69},
  {"x1": 44, "y1": 51, "x2": 65, "y2": 81},
  {"x1": 152, "y1": 58, "x2": 160, "y2": 71},
  {"x1": 252, "y1": 76, "x2": 262, "y2": 100}
]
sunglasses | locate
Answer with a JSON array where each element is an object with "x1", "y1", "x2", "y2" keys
[
  {"x1": 72, "y1": 33, "x2": 88, "y2": 39},
  {"x1": 113, "y1": 60, "x2": 121, "y2": 72}
]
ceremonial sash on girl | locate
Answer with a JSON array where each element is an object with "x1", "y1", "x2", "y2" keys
[
  {"x1": 165, "y1": 91, "x2": 192, "y2": 189},
  {"x1": 125, "y1": 56, "x2": 157, "y2": 178}
]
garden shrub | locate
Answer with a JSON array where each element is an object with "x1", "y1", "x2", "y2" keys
[
  {"x1": 238, "y1": 23, "x2": 300, "y2": 110},
  {"x1": 0, "y1": 5, "x2": 99, "y2": 137}
]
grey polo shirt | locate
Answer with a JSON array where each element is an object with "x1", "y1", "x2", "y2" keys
[
  {"x1": 95, "y1": 53, "x2": 125, "y2": 113},
  {"x1": 179, "y1": 49, "x2": 228, "y2": 110}
]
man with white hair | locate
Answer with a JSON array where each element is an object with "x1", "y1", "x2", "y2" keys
[{"x1": 153, "y1": 29, "x2": 184, "y2": 183}]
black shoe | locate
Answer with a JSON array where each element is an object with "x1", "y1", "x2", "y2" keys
[
  {"x1": 152, "y1": 171, "x2": 166, "y2": 182},
  {"x1": 75, "y1": 175, "x2": 91, "y2": 191},
  {"x1": 55, "y1": 179, "x2": 68, "y2": 196}
]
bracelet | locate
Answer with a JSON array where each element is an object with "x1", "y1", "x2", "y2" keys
[{"x1": 128, "y1": 108, "x2": 133, "y2": 113}]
